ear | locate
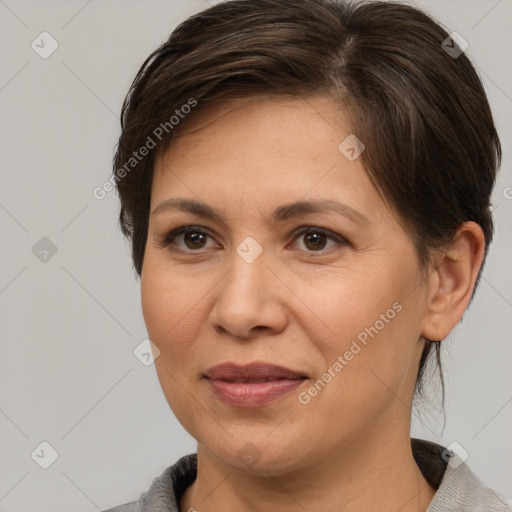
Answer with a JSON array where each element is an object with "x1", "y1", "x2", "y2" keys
[{"x1": 421, "y1": 221, "x2": 486, "y2": 342}]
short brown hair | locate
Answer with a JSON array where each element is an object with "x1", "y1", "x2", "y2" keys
[{"x1": 113, "y1": 0, "x2": 501, "y2": 397}]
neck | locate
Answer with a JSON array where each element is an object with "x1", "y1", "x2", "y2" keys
[{"x1": 180, "y1": 429, "x2": 437, "y2": 512}]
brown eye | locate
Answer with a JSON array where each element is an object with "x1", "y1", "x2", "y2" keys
[
  {"x1": 290, "y1": 226, "x2": 348, "y2": 253},
  {"x1": 183, "y1": 231, "x2": 208, "y2": 249},
  {"x1": 159, "y1": 226, "x2": 217, "y2": 251},
  {"x1": 303, "y1": 232, "x2": 327, "y2": 250}
]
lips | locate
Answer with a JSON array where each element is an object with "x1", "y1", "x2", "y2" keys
[
  {"x1": 204, "y1": 362, "x2": 307, "y2": 408},
  {"x1": 204, "y1": 362, "x2": 306, "y2": 381}
]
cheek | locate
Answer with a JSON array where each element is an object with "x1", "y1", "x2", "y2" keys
[
  {"x1": 141, "y1": 256, "x2": 220, "y2": 376},
  {"x1": 141, "y1": 261, "x2": 198, "y2": 358},
  {"x1": 298, "y1": 267, "x2": 397, "y2": 353},
  {"x1": 298, "y1": 265, "x2": 421, "y2": 397},
  {"x1": 141, "y1": 263, "x2": 210, "y2": 428}
]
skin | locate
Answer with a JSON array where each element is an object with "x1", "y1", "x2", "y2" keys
[{"x1": 140, "y1": 94, "x2": 485, "y2": 512}]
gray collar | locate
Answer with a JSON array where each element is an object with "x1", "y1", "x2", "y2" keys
[{"x1": 136, "y1": 439, "x2": 510, "y2": 512}]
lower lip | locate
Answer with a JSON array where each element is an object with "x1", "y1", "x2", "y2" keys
[{"x1": 206, "y1": 378, "x2": 306, "y2": 408}]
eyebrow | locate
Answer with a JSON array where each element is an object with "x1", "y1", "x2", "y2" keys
[{"x1": 151, "y1": 198, "x2": 370, "y2": 226}]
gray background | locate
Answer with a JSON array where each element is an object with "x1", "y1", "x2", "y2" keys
[{"x1": 0, "y1": 0, "x2": 511, "y2": 510}]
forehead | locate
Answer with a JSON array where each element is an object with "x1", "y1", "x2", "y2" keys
[
  {"x1": 157, "y1": 93, "x2": 350, "y2": 164},
  {"x1": 151, "y1": 94, "x2": 385, "y2": 222}
]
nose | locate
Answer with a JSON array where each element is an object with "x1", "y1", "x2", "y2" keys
[{"x1": 208, "y1": 247, "x2": 289, "y2": 340}]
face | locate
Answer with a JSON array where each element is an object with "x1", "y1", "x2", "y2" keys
[{"x1": 141, "y1": 95, "x2": 431, "y2": 475}]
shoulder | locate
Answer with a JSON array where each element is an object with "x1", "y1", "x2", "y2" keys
[
  {"x1": 100, "y1": 454, "x2": 197, "y2": 512},
  {"x1": 423, "y1": 444, "x2": 511, "y2": 512},
  {"x1": 102, "y1": 502, "x2": 142, "y2": 512}
]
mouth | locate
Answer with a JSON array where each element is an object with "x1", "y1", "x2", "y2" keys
[{"x1": 203, "y1": 362, "x2": 308, "y2": 408}]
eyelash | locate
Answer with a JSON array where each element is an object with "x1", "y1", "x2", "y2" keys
[{"x1": 157, "y1": 225, "x2": 348, "y2": 254}]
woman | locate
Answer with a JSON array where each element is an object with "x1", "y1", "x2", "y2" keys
[{"x1": 104, "y1": 0, "x2": 509, "y2": 510}]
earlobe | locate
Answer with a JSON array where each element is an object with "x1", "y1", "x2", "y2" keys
[{"x1": 421, "y1": 222, "x2": 486, "y2": 342}]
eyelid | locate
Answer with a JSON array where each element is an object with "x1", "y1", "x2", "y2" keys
[{"x1": 289, "y1": 225, "x2": 347, "y2": 244}]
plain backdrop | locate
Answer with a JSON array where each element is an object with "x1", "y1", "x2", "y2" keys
[{"x1": 0, "y1": 1, "x2": 511, "y2": 511}]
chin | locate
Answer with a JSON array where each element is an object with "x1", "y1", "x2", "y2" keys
[{"x1": 198, "y1": 430, "x2": 317, "y2": 477}]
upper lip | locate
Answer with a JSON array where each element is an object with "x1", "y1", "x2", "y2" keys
[{"x1": 204, "y1": 362, "x2": 307, "y2": 381}]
